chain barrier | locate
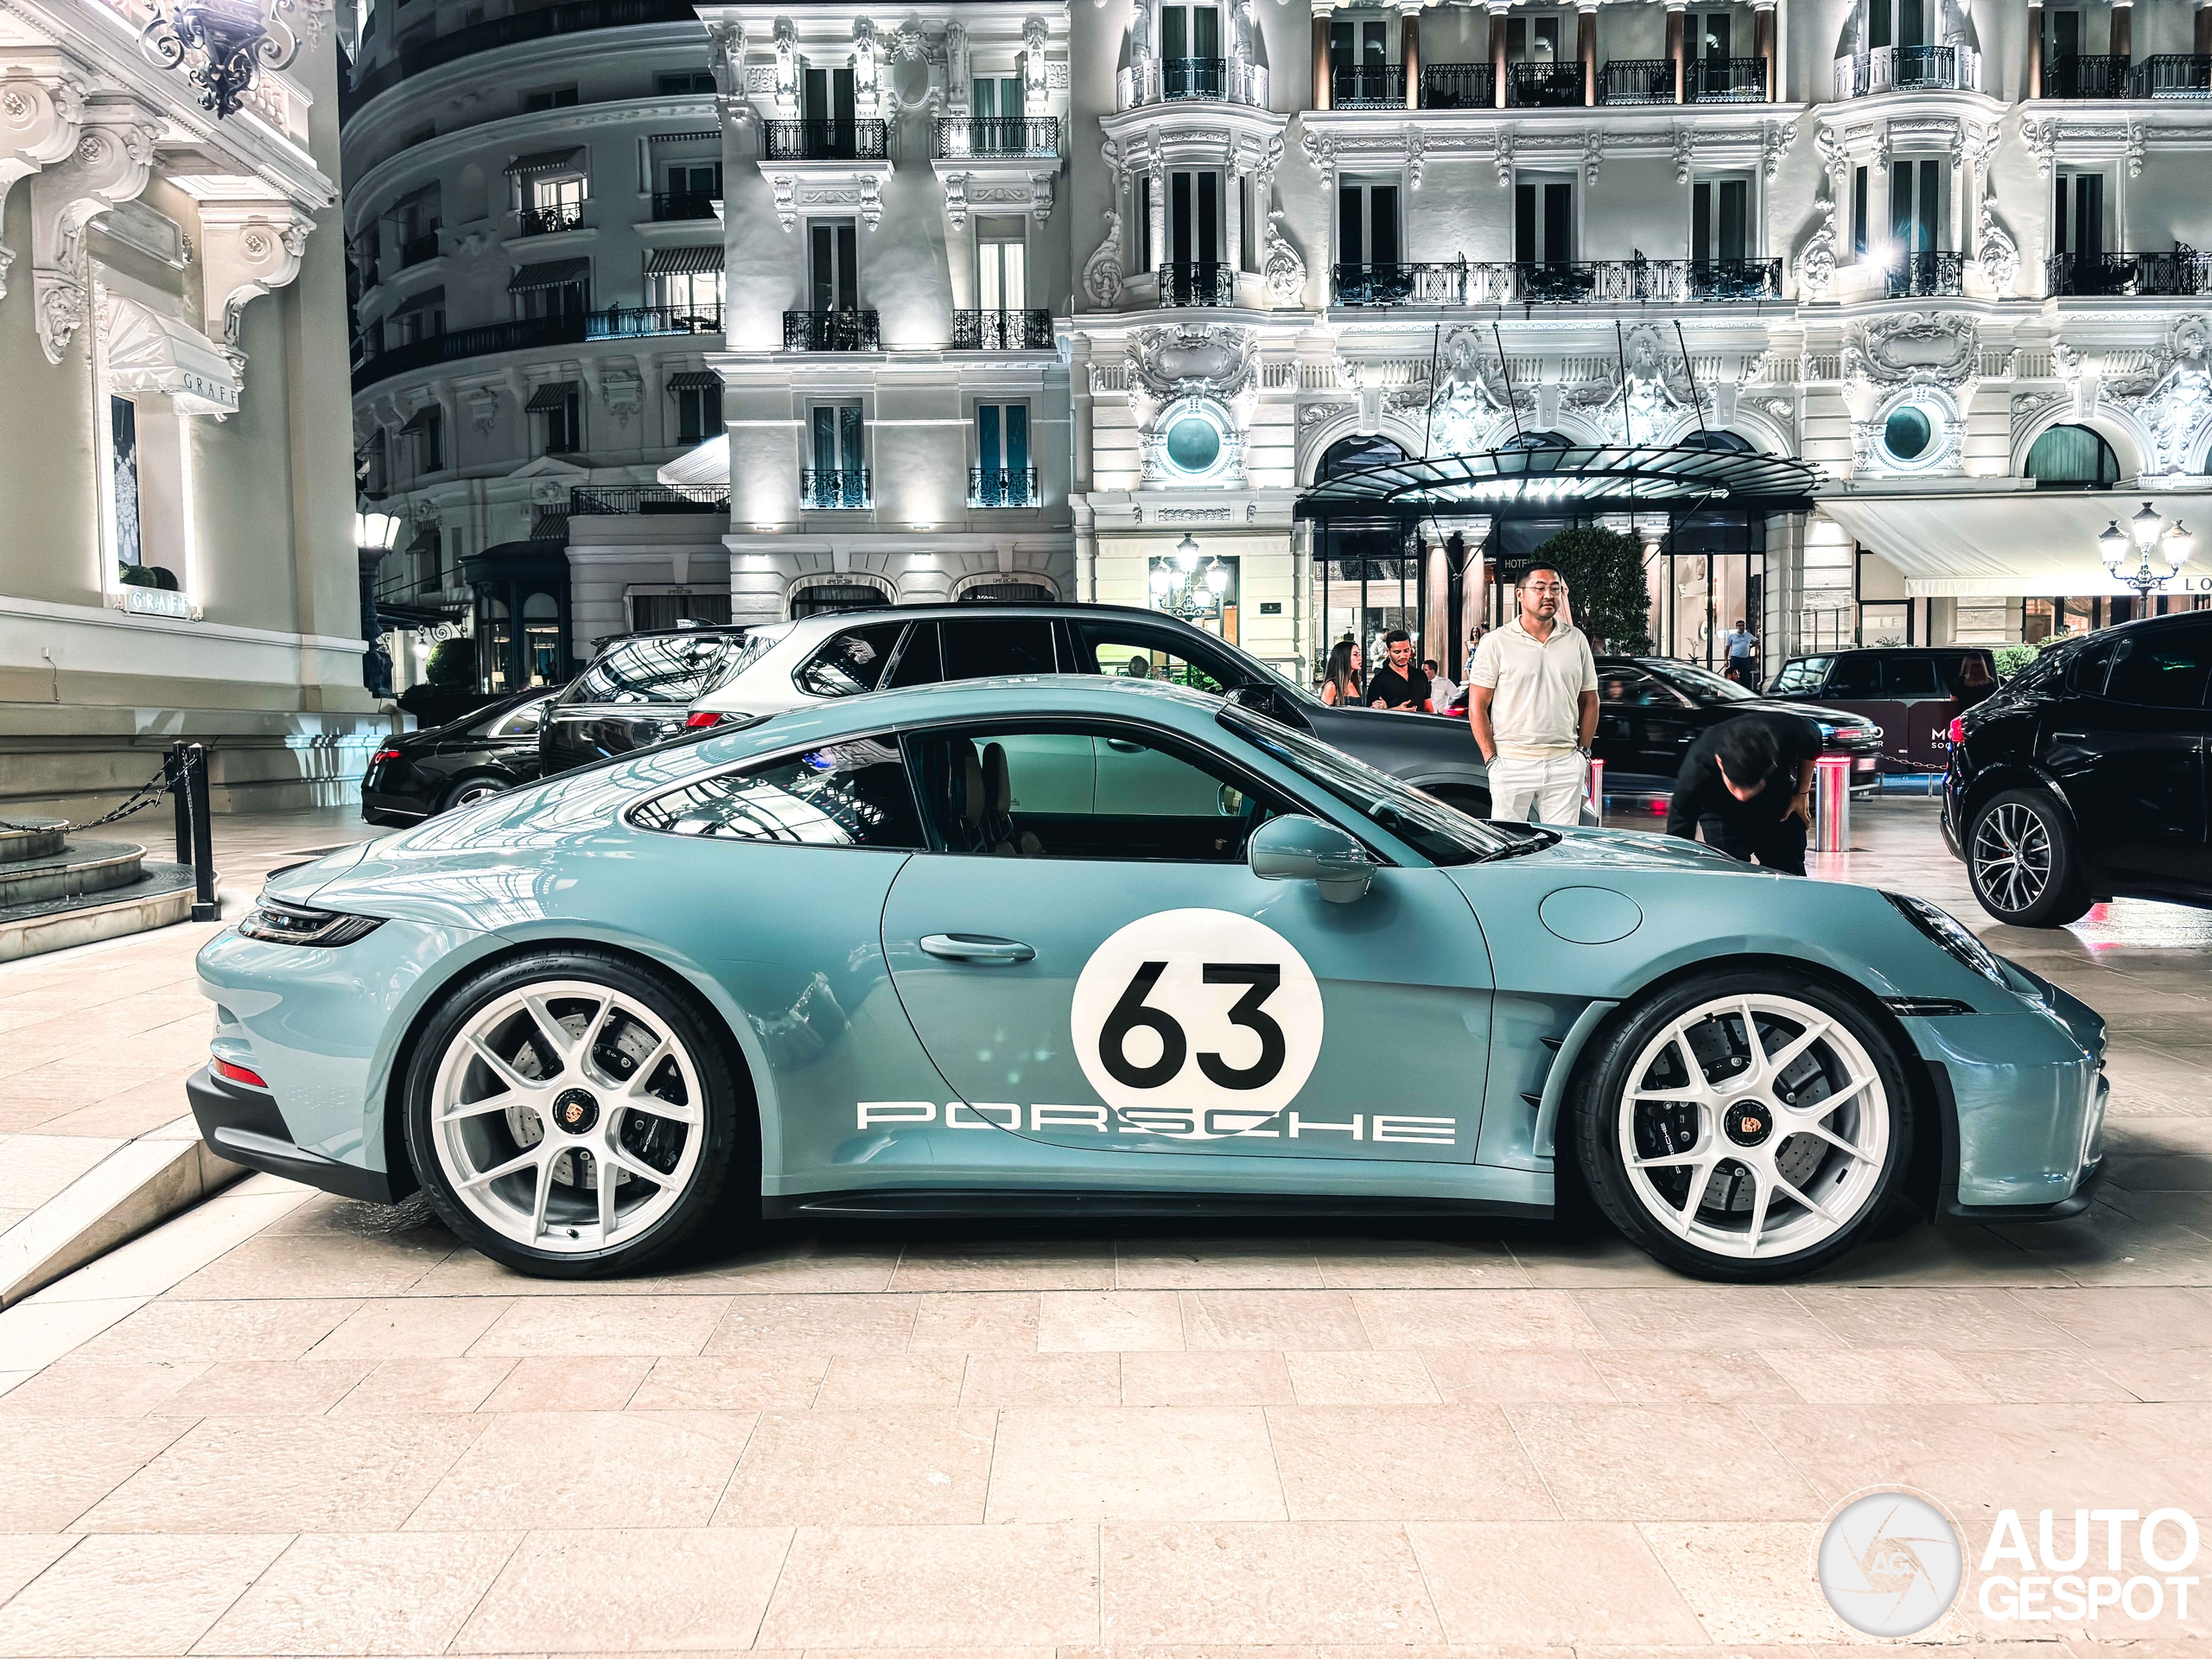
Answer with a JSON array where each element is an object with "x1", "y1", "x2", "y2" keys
[
  {"x1": 2, "y1": 744, "x2": 220, "y2": 922},
  {"x1": 0, "y1": 757, "x2": 178, "y2": 836}
]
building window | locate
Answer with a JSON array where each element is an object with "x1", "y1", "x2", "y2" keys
[
  {"x1": 810, "y1": 220, "x2": 859, "y2": 310},
  {"x1": 1890, "y1": 156, "x2": 1943, "y2": 254},
  {"x1": 672, "y1": 378, "x2": 722, "y2": 443},
  {"x1": 664, "y1": 162, "x2": 721, "y2": 203},
  {"x1": 531, "y1": 175, "x2": 585, "y2": 215},
  {"x1": 111, "y1": 396, "x2": 142, "y2": 571},
  {"x1": 514, "y1": 276, "x2": 588, "y2": 321},
  {"x1": 631, "y1": 589, "x2": 733, "y2": 629},
  {"x1": 1515, "y1": 175, "x2": 1573, "y2": 264},
  {"x1": 979, "y1": 226, "x2": 1027, "y2": 310},
  {"x1": 1338, "y1": 179, "x2": 1401, "y2": 270},
  {"x1": 1328, "y1": 17, "x2": 1389, "y2": 73},
  {"x1": 1852, "y1": 165, "x2": 1869, "y2": 257},
  {"x1": 1160, "y1": 3, "x2": 1222, "y2": 62},
  {"x1": 1867, "y1": 0, "x2": 1928, "y2": 48},
  {"x1": 524, "y1": 86, "x2": 578, "y2": 111},
  {"x1": 1506, "y1": 12, "x2": 1561, "y2": 60},
  {"x1": 652, "y1": 266, "x2": 724, "y2": 319},
  {"x1": 1692, "y1": 175, "x2": 1751, "y2": 264},
  {"x1": 656, "y1": 69, "x2": 716, "y2": 93},
  {"x1": 972, "y1": 72, "x2": 1024, "y2": 116},
  {"x1": 2054, "y1": 170, "x2": 2105, "y2": 262},
  {"x1": 402, "y1": 404, "x2": 444, "y2": 473},
  {"x1": 2025, "y1": 424, "x2": 2120, "y2": 489},
  {"x1": 1168, "y1": 169, "x2": 1222, "y2": 267},
  {"x1": 975, "y1": 403, "x2": 1031, "y2": 505},
  {"x1": 530, "y1": 385, "x2": 582, "y2": 454},
  {"x1": 806, "y1": 404, "x2": 867, "y2": 506}
]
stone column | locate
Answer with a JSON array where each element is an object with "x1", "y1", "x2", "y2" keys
[
  {"x1": 1489, "y1": 2, "x2": 1510, "y2": 107},
  {"x1": 1664, "y1": 1, "x2": 1687, "y2": 101},
  {"x1": 2111, "y1": 0, "x2": 2133, "y2": 61},
  {"x1": 1225, "y1": 162, "x2": 1244, "y2": 273},
  {"x1": 1313, "y1": 0, "x2": 1333, "y2": 108},
  {"x1": 2028, "y1": 2, "x2": 2044, "y2": 95},
  {"x1": 1578, "y1": 3, "x2": 1597, "y2": 104},
  {"x1": 1148, "y1": 170, "x2": 1166, "y2": 272},
  {"x1": 1401, "y1": 3, "x2": 1421, "y2": 108},
  {"x1": 2199, "y1": 0, "x2": 2212, "y2": 57},
  {"x1": 1753, "y1": 2, "x2": 1777, "y2": 99}
]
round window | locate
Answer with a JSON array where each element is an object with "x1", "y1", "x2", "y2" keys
[
  {"x1": 1883, "y1": 406, "x2": 1933, "y2": 462},
  {"x1": 1165, "y1": 417, "x2": 1222, "y2": 474}
]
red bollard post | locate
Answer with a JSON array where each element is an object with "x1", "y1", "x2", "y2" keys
[{"x1": 1813, "y1": 753, "x2": 1853, "y2": 855}]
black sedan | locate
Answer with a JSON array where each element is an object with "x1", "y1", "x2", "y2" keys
[
  {"x1": 1944, "y1": 611, "x2": 2211, "y2": 926},
  {"x1": 361, "y1": 690, "x2": 556, "y2": 826},
  {"x1": 1583, "y1": 657, "x2": 1886, "y2": 805},
  {"x1": 539, "y1": 626, "x2": 757, "y2": 780}
]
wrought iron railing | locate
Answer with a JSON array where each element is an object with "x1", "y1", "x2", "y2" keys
[
  {"x1": 1158, "y1": 260, "x2": 1236, "y2": 306},
  {"x1": 785, "y1": 309, "x2": 880, "y2": 350},
  {"x1": 585, "y1": 305, "x2": 723, "y2": 339},
  {"x1": 1332, "y1": 257, "x2": 1786, "y2": 307},
  {"x1": 518, "y1": 203, "x2": 585, "y2": 237},
  {"x1": 1162, "y1": 56, "x2": 1227, "y2": 98},
  {"x1": 1333, "y1": 262, "x2": 1472, "y2": 306},
  {"x1": 651, "y1": 191, "x2": 719, "y2": 220},
  {"x1": 569, "y1": 485, "x2": 730, "y2": 515},
  {"x1": 1836, "y1": 44, "x2": 1977, "y2": 96},
  {"x1": 1601, "y1": 59, "x2": 1675, "y2": 103},
  {"x1": 1690, "y1": 55, "x2": 1768, "y2": 99},
  {"x1": 399, "y1": 228, "x2": 440, "y2": 267},
  {"x1": 1421, "y1": 61, "x2": 1497, "y2": 107},
  {"x1": 2133, "y1": 54, "x2": 2212, "y2": 97},
  {"x1": 353, "y1": 312, "x2": 586, "y2": 391},
  {"x1": 1332, "y1": 63, "x2": 1405, "y2": 106},
  {"x1": 801, "y1": 468, "x2": 871, "y2": 509},
  {"x1": 1888, "y1": 251, "x2": 1967, "y2": 297},
  {"x1": 2044, "y1": 53, "x2": 2132, "y2": 97},
  {"x1": 2048, "y1": 250, "x2": 2212, "y2": 296},
  {"x1": 933, "y1": 118, "x2": 1060, "y2": 157},
  {"x1": 951, "y1": 308, "x2": 1054, "y2": 350},
  {"x1": 969, "y1": 467, "x2": 1040, "y2": 507},
  {"x1": 1508, "y1": 61, "x2": 1585, "y2": 105},
  {"x1": 762, "y1": 119, "x2": 890, "y2": 161}
]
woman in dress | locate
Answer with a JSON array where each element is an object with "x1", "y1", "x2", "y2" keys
[{"x1": 1319, "y1": 638, "x2": 1363, "y2": 706}]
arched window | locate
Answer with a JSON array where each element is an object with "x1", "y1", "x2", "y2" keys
[
  {"x1": 959, "y1": 582, "x2": 1057, "y2": 602},
  {"x1": 790, "y1": 582, "x2": 892, "y2": 618},
  {"x1": 1678, "y1": 429, "x2": 1755, "y2": 452},
  {"x1": 2025, "y1": 423, "x2": 2120, "y2": 489},
  {"x1": 1319, "y1": 434, "x2": 1408, "y2": 480},
  {"x1": 1499, "y1": 429, "x2": 1573, "y2": 449}
]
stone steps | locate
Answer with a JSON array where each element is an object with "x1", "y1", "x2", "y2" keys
[
  {"x1": 0, "y1": 821, "x2": 205, "y2": 963},
  {"x1": 0, "y1": 837, "x2": 155, "y2": 909},
  {"x1": 0, "y1": 820, "x2": 68, "y2": 864}
]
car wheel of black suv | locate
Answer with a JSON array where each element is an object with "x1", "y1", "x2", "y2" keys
[{"x1": 1966, "y1": 787, "x2": 2092, "y2": 928}]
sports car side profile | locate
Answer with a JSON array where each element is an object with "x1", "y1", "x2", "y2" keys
[{"x1": 189, "y1": 677, "x2": 2109, "y2": 1282}]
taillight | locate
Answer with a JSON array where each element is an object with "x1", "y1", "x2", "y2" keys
[
  {"x1": 214, "y1": 1058, "x2": 268, "y2": 1088},
  {"x1": 1947, "y1": 716, "x2": 1965, "y2": 745},
  {"x1": 684, "y1": 710, "x2": 729, "y2": 729},
  {"x1": 371, "y1": 747, "x2": 401, "y2": 765}
]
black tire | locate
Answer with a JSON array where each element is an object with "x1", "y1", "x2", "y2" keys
[
  {"x1": 438, "y1": 774, "x2": 510, "y2": 815},
  {"x1": 1572, "y1": 968, "x2": 1916, "y2": 1282},
  {"x1": 403, "y1": 949, "x2": 756, "y2": 1278},
  {"x1": 1965, "y1": 787, "x2": 2091, "y2": 928}
]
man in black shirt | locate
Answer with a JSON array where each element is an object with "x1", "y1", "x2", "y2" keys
[
  {"x1": 1365, "y1": 630, "x2": 1433, "y2": 712},
  {"x1": 1664, "y1": 709, "x2": 1824, "y2": 874}
]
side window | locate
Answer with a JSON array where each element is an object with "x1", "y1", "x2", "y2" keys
[
  {"x1": 2104, "y1": 625, "x2": 2212, "y2": 709},
  {"x1": 1076, "y1": 623, "x2": 1234, "y2": 696},
  {"x1": 484, "y1": 700, "x2": 548, "y2": 738},
  {"x1": 940, "y1": 617, "x2": 1057, "y2": 681},
  {"x1": 906, "y1": 724, "x2": 1286, "y2": 862},
  {"x1": 796, "y1": 622, "x2": 908, "y2": 697},
  {"x1": 1823, "y1": 655, "x2": 1882, "y2": 698},
  {"x1": 630, "y1": 738, "x2": 925, "y2": 849},
  {"x1": 1883, "y1": 656, "x2": 1942, "y2": 697},
  {"x1": 576, "y1": 635, "x2": 733, "y2": 703},
  {"x1": 887, "y1": 622, "x2": 941, "y2": 687},
  {"x1": 1595, "y1": 667, "x2": 1683, "y2": 707},
  {"x1": 2069, "y1": 637, "x2": 2119, "y2": 696}
]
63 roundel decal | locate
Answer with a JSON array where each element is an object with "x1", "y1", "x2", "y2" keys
[{"x1": 1069, "y1": 909, "x2": 1323, "y2": 1138}]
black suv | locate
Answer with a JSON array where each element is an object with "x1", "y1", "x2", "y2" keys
[
  {"x1": 539, "y1": 626, "x2": 756, "y2": 779},
  {"x1": 1944, "y1": 612, "x2": 2212, "y2": 925},
  {"x1": 1766, "y1": 646, "x2": 2000, "y2": 774}
]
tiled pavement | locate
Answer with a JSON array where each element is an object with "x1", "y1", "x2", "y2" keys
[{"x1": 0, "y1": 800, "x2": 2208, "y2": 1654}]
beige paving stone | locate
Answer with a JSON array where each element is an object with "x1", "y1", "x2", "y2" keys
[
  {"x1": 0, "y1": 1357, "x2": 207, "y2": 1418},
  {"x1": 74, "y1": 1414, "x2": 482, "y2": 1533},
  {"x1": 1637, "y1": 1521, "x2": 1948, "y2": 1645},
  {"x1": 1756, "y1": 1345, "x2": 1996, "y2": 1404},
  {"x1": 1115, "y1": 1240, "x2": 1326, "y2": 1289},
  {"x1": 1569, "y1": 1287, "x2": 1843, "y2": 1351},
  {"x1": 194, "y1": 1530, "x2": 524, "y2": 1656},
  {"x1": 170, "y1": 1230, "x2": 454, "y2": 1300},
  {"x1": 1506, "y1": 1405, "x2": 1828, "y2": 1520},
  {"x1": 330, "y1": 1357, "x2": 517, "y2": 1415},
  {"x1": 0, "y1": 1296, "x2": 156, "y2": 1372},
  {"x1": 74, "y1": 1297, "x2": 364, "y2": 1363},
  {"x1": 2083, "y1": 1346, "x2": 2212, "y2": 1401},
  {"x1": 407, "y1": 1409, "x2": 756, "y2": 1530},
  {"x1": 1101, "y1": 1522, "x2": 1443, "y2": 1644},
  {"x1": 985, "y1": 1406, "x2": 1286, "y2": 1522},
  {"x1": 703, "y1": 1293, "x2": 920, "y2": 1356},
  {"x1": 0, "y1": 1535, "x2": 78, "y2": 1605},
  {"x1": 1311, "y1": 1237, "x2": 1531, "y2": 1289},
  {"x1": 1037, "y1": 1291, "x2": 1185, "y2": 1352},
  {"x1": 480, "y1": 1356, "x2": 653, "y2": 1411},
  {"x1": 1117, "y1": 1351, "x2": 1295, "y2": 1406},
  {"x1": 1179, "y1": 1290, "x2": 1370, "y2": 1351},
  {"x1": 158, "y1": 1357, "x2": 374, "y2": 1416},
  {"x1": 468, "y1": 1295, "x2": 731, "y2": 1357},
  {"x1": 658, "y1": 1243, "x2": 902, "y2": 1294},
  {"x1": 1281, "y1": 1350, "x2": 1442, "y2": 1405},
  {"x1": 1416, "y1": 1348, "x2": 1618, "y2": 1404},
  {"x1": 756, "y1": 1522, "x2": 1099, "y2": 1648},
  {"x1": 626, "y1": 1356, "x2": 830, "y2": 1411},
  {"x1": 1406, "y1": 1521, "x2": 1709, "y2": 1646},
  {"x1": 906, "y1": 1292, "x2": 1044, "y2": 1352},
  {"x1": 1789, "y1": 1287, "x2": 2084, "y2": 1350},
  {"x1": 887, "y1": 1240, "x2": 1117, "y2": 1291},
  {"x1": 813, "y1": 1352, "x2": 969, "y2": 1407},
  {"x1": 715, "y1": 1408, "x2": 995, "y2": 1525},
  {"x1": 0, "y1": 1415, "x2": 194, "y2": 1531},
  {"x1": 456, "y1": 1527, "x2": 793, "y2": 1653},
  {"x1": 2010, "y1": 1287, "x2": 2212, "y2": 1349},
  {"x1": 1943, "y1": 1348, "x2": 2142, "y2": 1403},
  {"x1": 1349, "y1": 1290, "x2": 1604, "y2": 1350},
  {"x1": 305, "y1": 1296, "x2": 515, "y2": 1360},
  {"x1": 1503, "y1": 1233, "x2": 1690, "y2": 1287},
  {"x1": 1584, "y1": 1348, "x2": 1799, "y2": 1404},
  {"x1": 0, "y1": 1532, "x2": 289, "y2": 1657},
  {"x1": 957, "y1": 1352, "x2": 1122, "y2": 1408},
  {"x1": 1265, "y1": 1406, "x2": 1558, "y2": 1522}
]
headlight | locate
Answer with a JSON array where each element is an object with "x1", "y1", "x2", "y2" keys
[
  {"x1": 236, "y1": 898, "x2": 385, "y2": 948},
  {"x1": 1883, "y1": 891, "x2": 2005, "y2": 987}
]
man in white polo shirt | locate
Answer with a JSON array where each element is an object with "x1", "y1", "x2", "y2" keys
[{"x1": 1467, "y1": 566, "x2": 1599, "y2": 824}]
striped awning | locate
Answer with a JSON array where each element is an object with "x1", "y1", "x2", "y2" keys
[
  {"x1": 388, "y1": 284, "x2": 444, "y2": 316},
  {"x1": 397, "y1": 404, "x2": 440, "y2": 433},
  {"x1": 525, "y1": 380, "x2": 580, "y2": 412},
  {"x1": 508, "y1": 258, "x2": 589, "y2": 292},
  {"x1": 665, "y1": 370, "x2": 720, "y2": 391},
  {"x1": 531, "y1": 510, "x2": 569, "y2": 542},
  {"x1": 505, "y1": 148, "x2": 585, "y2": 177},
  {"x1": 645, "y1": 245, "x2": 724, "y2": 275}
]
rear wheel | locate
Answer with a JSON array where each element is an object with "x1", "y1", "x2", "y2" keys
[
  {"x1": 438, "y1": 775, "x2": 509, "y2": 814},
  {"x1": 1574, "y1": 971, "x2": 1914, "y2": 1281},
  {"x1": 1966, "y1": 787, "x2": 2091, "y2": 928}
]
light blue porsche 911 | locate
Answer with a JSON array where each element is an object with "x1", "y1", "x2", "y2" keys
[{"x1": 188, "y1": 677, "x2": 2108, "y2": 1282}]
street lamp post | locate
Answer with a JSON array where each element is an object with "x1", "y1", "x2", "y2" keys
[
  {"x1": 356, "y1": 511, "x2": 404, "y2": 700},
  {"x1": 2099, "y1": 501, "x2": 2194, "y2": 598},
  {"x1": 1149, "y1": 532, "x2": 1231, "y2": 621}
]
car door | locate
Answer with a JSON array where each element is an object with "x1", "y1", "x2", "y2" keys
[
  {"x1": 2058, "y1": 621, "x2": 2212, "y2": 887},
  {"x1": 1592, "y1": 665, "x2": 1695, "y2": 789},
  {"x1": 879, "y1": 716, "x2": 1497, "y2": 1163}
]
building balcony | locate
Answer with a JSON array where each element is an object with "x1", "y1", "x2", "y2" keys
[
  {"x1": 951, "y1": 308, "x2": 1054, "y2": 350},
  {"x1": 1601, "y1": 59, "x2": 1674, "y2": 104},
  {"x1": 1116, "y1": 56, "x2": 1266, "y2": 107},
  {"x1": 934, "y1": 118, "x2": 1060, "y2": 158},
  {"x1": 586, "y1": 304, "x2": 723, "y2": 339},
  {"x1": 398, "y1": 228, "x2": 441, "y2": 268},
  {"x1": 342, "y1": 0, "x2": 708, "y2": 119},
  {"x1": 1158, "y1": 261, "x2": 1236, "y2": 307},
  {"x1": 1888, "y1": 251, "x2": 1967, "y2": 297},
  {"x1": 1690, "y1": 56, "x2": 1769, "y2": 100},
  {"x1": 1421, "y1": 62, "x2": 1497, "y2": 108},
  {"x1": 1835, "y1": 44, "x2": 1980, "y2": 98},
  {"x1": 970, "y1": 467, "x2": 1039, "y2": 507},
  {"x1": 1332, "y1": 63, "x2": 1405, "y2": 108},
  {"x1": 1508, "y1": 61, "x2": 1586, "y2": 106},
  {"x1": 2049, "y1": 249, "x2": 2212, "y2": 296},
  {"x1": 351, "y1": 306, "x2": 725, "y2": 391},
  {"x1": 1163, "y1": 57, "x2": 1227, "y2": 99},
  {"x1": 762, "y1": 120, "x2": 890, "y2": 162},
  {"x1": 1332, "y1": 257, "x2": 1784, "y2": 308},
  {"x1": 570, "y1": 485, "x2": 730, "y2": 515},
  {"x1": 785, "y1": 309, "x2": 880, "y2": 351},
  {"x1": 2133, "y1": 54, "x2": 2212, "y2": 98},
  {"x1": 801, "y1": 468, "x2": 871, "y2": 509},
  {"x1": 2044, "y1": 53, "x2": 2133, "y2": 98},
  {"x1": 517, "y1": 203, "x2": 585, "y2": 237},
  {"x1": 650, "y1": 191, "x2": 720, "y2": 221}
]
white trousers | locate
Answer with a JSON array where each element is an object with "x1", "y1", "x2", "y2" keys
[{"x1": 1488, "y1": 753, "x2": 1588, "y2": 825}]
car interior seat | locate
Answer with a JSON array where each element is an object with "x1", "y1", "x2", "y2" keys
[
  {"x1": 945, "y1": 741, "x2": 993, "y2": 854},
  {"x1": 981, "y1": 742, "x2": 1044, "y2": 857}
]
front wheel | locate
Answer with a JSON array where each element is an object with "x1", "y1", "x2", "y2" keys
[
  {"x1": 1967, "y1": 788, "x2": 2091, "y2": 927},
  {"x1": 1573, "y1": 972, "x2": 1915, "y2": 1281}
]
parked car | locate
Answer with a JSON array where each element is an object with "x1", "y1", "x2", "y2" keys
[
  {"x1": 1943, "y1": 612, "x2": 2212, "y2": 926},
  {"x1": 361, "y1": 690, "x2": 558, "y2": 826},
  {"x1": 539, "y1": 625, "x2": 759, "y2": 780},
  {"x1": 1583, "y1": 657, "x2": 1886, "y2": 804},
  {"x1": 1765, "y1": 646, "x2": 2000, "y2": 775}
]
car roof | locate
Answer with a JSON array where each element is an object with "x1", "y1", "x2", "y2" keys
[
  {"x1": 706, "y1": 671, "x2": 1231, "y2": 741},
  {"x1": 775, "y1": 602, "x2": 1218, "y2": 633}
]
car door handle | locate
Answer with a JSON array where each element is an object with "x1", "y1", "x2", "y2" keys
[
  {"x1": 919, "y1": 933, "x2": 1036, "y2": 963},
  {"x1": 2054, "y1": 732, "x2": 2087, "y2": 741},
  {"x1": 1103, "y1": 738, "x2": 1146, "y2": 753}
]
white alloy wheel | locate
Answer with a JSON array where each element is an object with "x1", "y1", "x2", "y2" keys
[
  {"x1": 1615, "y1": 993, "x2": 1892, "y2": 1262},
  {"x1": 429, "y1": 979, "x2": 706, "y2": 1255}
]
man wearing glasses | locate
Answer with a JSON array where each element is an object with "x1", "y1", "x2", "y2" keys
[{"x1": 1466, "y1": 567, "x2": 1599, "y2": 824}]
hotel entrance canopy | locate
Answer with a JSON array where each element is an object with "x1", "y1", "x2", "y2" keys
[
  {"x1": 1295, "y1": 442, "x2": 1823, "y2": 523},
  {"x1": 1817, "y1": 486, "x2": 2212, "y2": 598}
]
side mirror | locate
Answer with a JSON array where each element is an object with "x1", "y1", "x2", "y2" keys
[{"x1": 1248, "y1": 814, "x2": 1374, "y2": 905}]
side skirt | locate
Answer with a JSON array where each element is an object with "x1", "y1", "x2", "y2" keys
[{"x1": 766, "y1": 1188, "x2": 1554, "y2": 1222}]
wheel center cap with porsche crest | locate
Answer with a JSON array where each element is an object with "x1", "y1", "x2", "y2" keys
[
  {"x1": 552, "y1": 1089, "x2": 600, "y2": 1135},
  {"x1": 1725, "y1": 1100, "x2": 1775, "y2": 1147}
]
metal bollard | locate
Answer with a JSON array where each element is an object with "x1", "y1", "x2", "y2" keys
[
  {"x1": 185, "y1": 743, "x2": 218, "y2": 921},
  {"x1": 1812, "y1": 753, "x2": 1853, "y2": 855},
  {"x1": 1586, "y1": 758, "x2": 1604, "y2": 822},
  {"x1": 166, "y1": 743, "x2": 192, "y2": 867}
]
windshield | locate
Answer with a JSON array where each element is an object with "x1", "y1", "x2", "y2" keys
[
  {"x1": 573, "y1": 632, "x2": 742, "y2": 705},
  {"x1": 1218, "y1": 708, "x2": 1536, "y2": 864},
  {"x1": 1644, "y1": 658, "x2": 1759, "y2": 702}
]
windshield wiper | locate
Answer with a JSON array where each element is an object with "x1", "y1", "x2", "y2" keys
[{"x1": 1478, "y1": 825, "x2": 1560, "y2": 861}]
